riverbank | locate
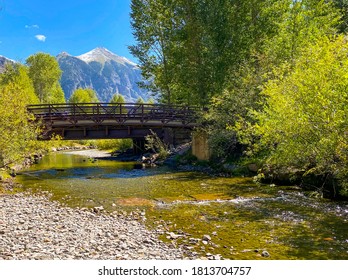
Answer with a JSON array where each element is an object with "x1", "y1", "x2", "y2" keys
[
  {"x1": 0, "y1": 192, "x2": 193, "y2": 260},
  {"x1": 6, "y1": 150, "x2": 348, "y2": 260}
]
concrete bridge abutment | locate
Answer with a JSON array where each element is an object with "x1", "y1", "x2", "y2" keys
[{"x1": 192, "y1": 131, "x2": 211, "y2": 161}]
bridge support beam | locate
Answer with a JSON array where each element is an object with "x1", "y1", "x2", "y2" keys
[{"x1": 192, "y1": 131, "x2": 211, "y2": 161}]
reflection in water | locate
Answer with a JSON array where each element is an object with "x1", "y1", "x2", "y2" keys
[{"x1": 16, "y1": 152, "x2": 348, "y2": 260}]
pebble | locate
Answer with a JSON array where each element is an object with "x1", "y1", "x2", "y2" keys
[
  {"x1": 0, "y1": 193, "x2": 190, "y2": 260},
  {"x1": 167, "y1": 232, "x2": 182, "y2": 240},
  {"x1": 202, "y1": 234, "x2": 211, "y2": 242},
  {"x1": 262, "y1": 251, "x2": 270, "y2": 258}
]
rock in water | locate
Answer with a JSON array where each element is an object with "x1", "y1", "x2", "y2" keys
[{"x1": 262, "y1": 251, "x2": 270, "y2": 258}]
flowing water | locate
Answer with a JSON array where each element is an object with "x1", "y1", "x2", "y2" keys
[{"x1": 15, "y1": 151, "x2": 348, "y2": 260}]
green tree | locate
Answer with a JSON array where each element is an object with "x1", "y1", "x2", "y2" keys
[
  {"x1": 129, "y1": 0, "x2": 180, "y2": 104},
  {"x1": 50, "y1": 82, "x2": 66, "y2": 103},
  {"x1": 0, "y1": 71, "x2": 39, "y2": 167},
  {"x1": 136, "y1": 96, "x2": 144, "y2": 104},
  {"x1": 146, "y1": 97, "x2": 155, "y2": 104},
  {"x1": 129, "y1": 0, "x2": 286, "y2": 106},
  {"x1": 208, "y1": 0, "x2": 341, "y2": 160},
  {"x1": 263, "y1": 0, "x2": 340, "y2": 67},
  {"x1": 69, "y1": 88, "x2": 99, "y2": 103},
  {"x1": 238, "y1": 36, "x2": 348, "y2": 196},
  {"x1": 333, "y1": 0, "x2": 348, "y2": 33},
  {"x1": 110, "y1": 93, "x2": 127, "y2": 113},
  {"x1": 0, "y1": 63, "x2": 39, "y2": 104},
  {"x1": 26, "y1": 52, "x2": 65, "y2": 104},
  {"x1": 110, "y1": 93, "x2": 125, "y2": 103}
]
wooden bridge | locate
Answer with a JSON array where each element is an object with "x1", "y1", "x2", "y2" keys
[{"x1": 27, "y1": 103, "x2": 200, "y2": 145}]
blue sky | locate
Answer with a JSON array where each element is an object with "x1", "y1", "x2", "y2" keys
[{"x1": 0, "y1": 0, "x2": 136, "y2": 62}]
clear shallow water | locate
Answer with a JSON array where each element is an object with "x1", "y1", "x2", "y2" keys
[{"x1": 16, "y1": 152, "x2": 348, "y2": 259}]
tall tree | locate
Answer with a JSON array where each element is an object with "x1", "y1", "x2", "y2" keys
[
  {"x1": 129, "y1": 0, "x2": 285, "y2": 106},
  {"x1": 334, "y1": 0, "x2": 348, "y2": 32},
  {"x1": 208, "y1": 0, "x2": 341, "y2": 159},
  {"x1": 238, "y1": 36, "x2": 348, "y2": 196},
  {"x1": 0, "y1": 63, "x2": 39, "y2": 104},
  {"x1": 26, "y1": 52, "x2": 65, "y2": 103},
  {"x1": 136, "y1": 96, "x2": 145, "y2": 104},
  {"x1": 263, "y1": 0, "x2": 341, "y2": 67},
  {"x1": 110, "y1": 93, "x2": 127, "y2": 113},
  {"x1": 129, "y1": 0, "x2": 179, "y2": 104},
  {"x1": 50, "y1": 82, "x2": 66, "y2": 103},
  {"x1": 0, "y1": 67, "x2": 39, "y2": 167},
  {"x1": 68, "y1": 88, "x2": 99, "y2": 103},
  {"x1": 110, "y1": 93, "x2": 125, "y2": 103}
]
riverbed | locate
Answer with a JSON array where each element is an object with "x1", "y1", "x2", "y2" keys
[
  {"x1": 0, "y1": 193, "x2": 186, "y2": 260},
  {"x1": 12, "y1": 150, "x2": 348, "y2": 259}
]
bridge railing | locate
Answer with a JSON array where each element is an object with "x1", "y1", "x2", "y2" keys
[{"x1": 27, "y1": 103, "x2": 201, "y2": 127}]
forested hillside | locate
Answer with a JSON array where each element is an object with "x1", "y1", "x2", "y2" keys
[{"x1": 130, "y1": 0, "x2": 348, "y2": 198}]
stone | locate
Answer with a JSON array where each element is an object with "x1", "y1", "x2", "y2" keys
[
  {"x1": 93, "y1": 206, "x2": 104, "y2": 213},
  {"x1": 202, "y1": 235, "x2": 211, "y2": 242},
  {"x1": 262, "y1": 251, "x2": 270, "y2": 258},
  {"x1": 0, "y1": 193, "x2": 193, "y2": 260},
  {"x1": 213, "y1": 254, "x2": 222, "y2": 260},
  {"x1": 248, "y1": 163, "x2": 259, "y2": 173},
  {"x1": 189, "y1": 238, "x2": 200, "y2": 244},
  {"x1": 168, "y1": 232, "x2": 182, "y2": 239}
]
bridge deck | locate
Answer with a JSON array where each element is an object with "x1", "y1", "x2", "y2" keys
[{"x1": 28, "y1": 103, "x2": 200, "y2": 140}]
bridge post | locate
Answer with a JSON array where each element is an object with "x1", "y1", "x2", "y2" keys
[
  {"x1": 163, "y1": 128, "x2": 174, "y2": 146},
  {"x1": 132, "y1": 138, "x2": 145, "y2": 154},
  {"x1": 192, "y1": 131, "x2": 211, "y2": 161}
]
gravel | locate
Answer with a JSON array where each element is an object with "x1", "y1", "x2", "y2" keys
[{"x1": 0, "y1": 193, "x2": 187, "y2": 260}]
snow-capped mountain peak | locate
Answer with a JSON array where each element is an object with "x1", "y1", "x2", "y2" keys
[
  {"x1": 57, "y1": 47, "x2": 148, "y2": 103},
  {"x1": 77, "y1": 47, "x2": 137, "y2": 66},
  {"x1": 0, "y1": 55, "x2": 16, "y2": 64}
]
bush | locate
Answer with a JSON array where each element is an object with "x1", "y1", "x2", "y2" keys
[
  {"x1": 95, "y1": 139, "x2": 132, "y2": 152},
  {"x1": 145, "y1": 130, "x2": 170, "y2": 159}
]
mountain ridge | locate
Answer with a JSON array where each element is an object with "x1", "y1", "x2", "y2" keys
[
  {"x1": 0, "y1": 49, "x2": 149, "y2": 103},
  {"x1": 0, "y1": 55, "x2": 15, "y2": 72},
  {"x1": 57, "y1": 47, "x2": 148, "y2": 103}
]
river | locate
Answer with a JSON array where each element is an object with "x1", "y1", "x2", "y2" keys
[{"x1": 15, "y1": 150, "x2": 348, "y2": 260}]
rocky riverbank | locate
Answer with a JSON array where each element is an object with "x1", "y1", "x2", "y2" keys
[{"x1": 0, "y1": 192, "x2": 191, "y2": 260}]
